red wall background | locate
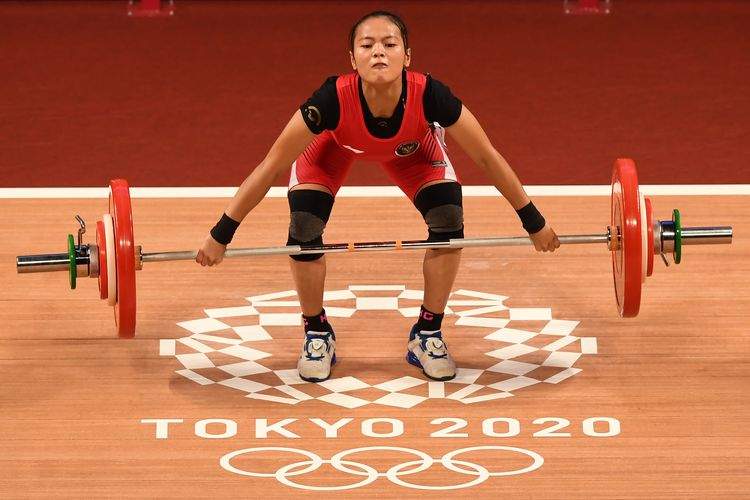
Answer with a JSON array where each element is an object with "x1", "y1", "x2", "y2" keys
[{"x1": 1, "y1": 0, "x2": 748, "y2": 187}]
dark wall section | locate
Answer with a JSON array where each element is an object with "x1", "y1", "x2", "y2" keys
[{"x1": 1, "y1": 1, "x2": 748, "y2": 187}]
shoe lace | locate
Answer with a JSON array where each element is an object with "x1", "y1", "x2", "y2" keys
[
  {"x1": 417, "y1": 331, "x2": 448, "y2": 359},
  {"x1": 304, "y1": 332, "x2": 332, "y2": 361}
]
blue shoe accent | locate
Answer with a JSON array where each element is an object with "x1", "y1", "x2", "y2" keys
[
  {"x1": 406, "y1": 351, "x2": 422, "y2": 368},
  {"x1": 408, "y1": 323, "x2": 420, "y2": 341}
]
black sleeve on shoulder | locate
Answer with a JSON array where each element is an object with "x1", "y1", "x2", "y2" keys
[
  {"x1": 423, "y1": 74, "x2": 463, "y2": 127},
  {"x1": 300, "y1": 76, "x2": 340, "y2": 134}
]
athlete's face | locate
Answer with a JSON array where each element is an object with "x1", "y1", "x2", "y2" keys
[{"x1": 350, "y1": 17, "x2": 411, "y2": 85}]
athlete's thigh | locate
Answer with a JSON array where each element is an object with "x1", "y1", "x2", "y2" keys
[{"x1": 290, "y1": 132, "x2": 354, "y2": 195}]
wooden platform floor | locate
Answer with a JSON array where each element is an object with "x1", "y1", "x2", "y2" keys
[{"x1": 1, "y1": 195, "x2": 748, "y2": 498}]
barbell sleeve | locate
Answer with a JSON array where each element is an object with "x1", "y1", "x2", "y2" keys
[
  {"x1": 17, "y1": 253, "x2": 90, "y2": 274},
  {"x1": 670, "y1": 226, "x2": 733, "y2": 245}
]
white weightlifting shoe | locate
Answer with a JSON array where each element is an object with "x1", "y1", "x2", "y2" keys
[
  {"x1": 297, "y1": 330, "x2": 336, "y2": 383},
  {"x1": 406, "y1": 325, "x2": 456, "y2": 381}
]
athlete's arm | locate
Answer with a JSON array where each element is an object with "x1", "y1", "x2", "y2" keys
[
  {"x1": 196, "y1": 111, "x2": 316, "y2": 266},
  {"x1": 226, "y1": 111, "x2": 316, "y2": 221},
  {"x1": 445, "y1": 105, "x2": 530, "y2": 210},
  {"x1": 446, "y1": 105, "x2": 559, "y2": 251}
]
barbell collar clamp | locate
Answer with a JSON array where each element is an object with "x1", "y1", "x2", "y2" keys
[
  {"x1": 75, "y1": 215, "x2": 86, "y2": 249},
  {"x1": 660, "y1": 252, "x2": 670, "y2": 267}
]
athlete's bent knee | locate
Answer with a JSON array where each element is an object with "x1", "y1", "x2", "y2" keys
[
  {"x1": 414, "y1": 182, "x2": 464, "y2": 242},
  {"x1": 287, "y1": 189, "x2": 334, "y2": 261}
]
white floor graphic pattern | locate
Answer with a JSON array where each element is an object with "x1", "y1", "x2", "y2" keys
[{"x1": 160, "y1": 285, "x2": 596, "y2": 408}]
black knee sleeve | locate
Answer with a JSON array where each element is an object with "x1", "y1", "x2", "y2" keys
[
  {"x1": 287, "y1": 189, "x2": 335, "y2": 261},
  {"x1": 414, "y1": 182, "x2": 464, "y2": 242}
]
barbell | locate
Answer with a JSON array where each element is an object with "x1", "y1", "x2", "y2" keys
[{"x1": 16, "y1": 159, "x2": 733, "y2": 338}]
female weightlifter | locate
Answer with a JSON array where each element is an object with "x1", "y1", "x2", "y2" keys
[{"x1": 196, "y1": 11, "x2": 560, "y2": 383}]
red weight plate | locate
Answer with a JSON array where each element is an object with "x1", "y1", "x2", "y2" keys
[
  {"x1": 645, "y1": 198, "x2": 654, "y2": 277},
  {"x1": 610, "y1": 158, "x2": 642, "y2": 317},
  {"x1": 109, "y1": 179, "x2": 137, "y2": 338},
  {"x1": 639, "y1": 193, "x2": 647, "y2": 284},
  {"x1": 96, "y1": 220, "x2": 108, "y2": 300}
]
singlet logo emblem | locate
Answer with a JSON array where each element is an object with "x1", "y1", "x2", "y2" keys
[
  {"x1": 304, "y1": 105, "x2": 322, "y2": 127},
  {"x1": 343, "y1": 145, "x2": 365, "y2": 154},
  {"x1": 395, "y1": 141, "x2": 420, "y2": 157}
]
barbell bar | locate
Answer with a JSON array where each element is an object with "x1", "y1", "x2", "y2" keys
[
  {"x1": 15, "y1": 159, "x2": 733, "y2": 337},
  {"x1": 16, "y1": 226, "x2": 730, "y2": 269}
]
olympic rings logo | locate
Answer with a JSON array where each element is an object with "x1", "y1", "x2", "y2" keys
[{"x1": 220, "y1": 445, "x2": 544, "y2": 490}]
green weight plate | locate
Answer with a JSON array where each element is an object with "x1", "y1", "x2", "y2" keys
[
  {"x1": 673, "y1": 209, "x2": 682, "y2": 264},
  {"x1": 68, "y1": 234, "x2": 76, "y2": 290}
]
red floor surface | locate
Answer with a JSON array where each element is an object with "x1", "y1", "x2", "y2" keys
[{"x1": 1, "y1": 1, "x2": 748, "y2": 187}]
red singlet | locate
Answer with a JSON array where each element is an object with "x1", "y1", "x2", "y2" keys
[{"x1": 290, "y1": 71, "x2": 459, "y2": 201}]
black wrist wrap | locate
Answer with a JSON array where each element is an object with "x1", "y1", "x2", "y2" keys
[
  {"x1": 516, "y1": 201, "x2": 546, "y2": 234},
  {"x1": 210, "y1": 213, "x2": 240, "y2": 245}
]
